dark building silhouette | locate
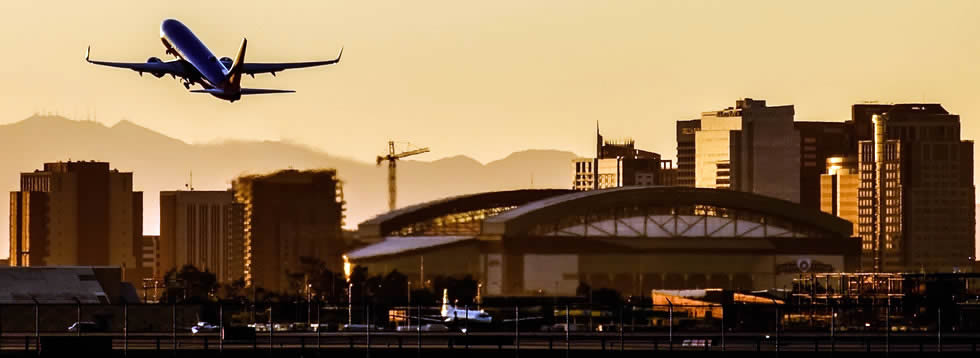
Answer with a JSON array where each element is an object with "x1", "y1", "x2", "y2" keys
[
  {"x1": 159, "y1": 190, "x2": 244, "y2": 284},
  {"x1": 795, "y1": 121, "x2": 853, "y2": 210},
  {"x1": 855, "y1": 104, "x2": 975, "y2": 272},
  {"x1": 233, "y1": 169, "x2": 345, "y2": 292},
  {"x1": 573, "y1": 127, "x2": 668, "y2": 190},
  {"x1": 675, "y1": 119, "x2": 701, "y2": 187},
  {"x1": 9, "y1": 161, "x2": 142, "y2": 281}
]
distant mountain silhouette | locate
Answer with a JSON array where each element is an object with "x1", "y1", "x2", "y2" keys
[{"x1": 0, "y1": 115, "x2": 577, "y2": 257}]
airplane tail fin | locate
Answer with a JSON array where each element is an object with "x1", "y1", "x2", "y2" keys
[
  {"x1": 227, "y1": 38, "x2": 248, "y2": 87},
  {"x1": 440, "y1": 288, "x2": 450, "y2": 317}
]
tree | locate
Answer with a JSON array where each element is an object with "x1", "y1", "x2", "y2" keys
[{"x1": 159, "y1": 265, "x2": 219, "y2": 303}]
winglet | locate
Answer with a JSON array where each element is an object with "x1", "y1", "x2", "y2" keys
[
  {"x1": 85, "y1": 46, "x2": 91, "y2": 62},
  {"x1": 336, "y1": 47, "x2": 343, "y2": 63}
]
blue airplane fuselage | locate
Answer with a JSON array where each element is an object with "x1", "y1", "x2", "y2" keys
[{"x1": 159, "y1": 19, "x2": 230, "y2": 94}]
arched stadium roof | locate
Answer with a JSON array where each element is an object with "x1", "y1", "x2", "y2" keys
[
  {"x1": 482, "y1": 186, "x2": 853, "y2": 238},
  {"x1": 357, "y1": 189, "x2": 574, "y2": 238},
  {"x1": 357, "y1": 187, "x2": 853, "y2": 240}
]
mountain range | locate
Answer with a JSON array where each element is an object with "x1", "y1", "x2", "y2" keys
[{"x1": 0, "y1": 115, "x2": 578, "y2": 257}]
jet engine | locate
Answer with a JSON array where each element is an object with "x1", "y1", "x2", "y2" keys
[
  {"x1": 219, "y1": 57, "x2": 233, "y2": 70},
  {"x1": 146, "y1": 57, "x2": 165, "y2": 78}
]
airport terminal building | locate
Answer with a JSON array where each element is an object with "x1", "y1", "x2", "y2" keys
[{"x1": 348, "y1": 187, "x2": 860, "y2": 297}]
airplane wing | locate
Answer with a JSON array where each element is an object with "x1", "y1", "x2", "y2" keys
[
  {"x1": 241, "y1": 48, "x2": 342, "y2": 76},
  {"x1": 85, "y1": 46, "x2": 192, "y2": 78},
  {"x1": 388, "y1": 313, "x2": 447, "y2": 323},
  {"x1": 189, "y1": 88, "x2": 296, "y2": 95}
]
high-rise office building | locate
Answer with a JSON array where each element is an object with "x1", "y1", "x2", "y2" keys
[
  {"x1": 675, "y1": 120, "x2": 701, "y2": 187},
  {"x1": 796, "y1": 122, "x2": 852, "y2": 210},
  {"x1": 694, "y1": 98, "x2": 800, "y2": 202},
  {"x1": 159, "y1": 190, "x2": 245, "y2": 284},
  {"x1": 857, "y1": 104, "x2": 975, "y2": 272},
  {"x1": 820, "y1": 156, "x2": 859, "y2": 236},
  {"x1": 140, "y1": 235, "x2": 159, "y2": 281},
  {"x1": 9, "y1": 161, "x2": 142, "y2": 280},
  {"x1": 233, "y1": 169, "x2": 346, "y2": 292},
  {"x1": 572, "y1": 128, "x2": 665, "y2": 191}
]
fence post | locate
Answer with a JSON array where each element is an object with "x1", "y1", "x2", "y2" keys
[
  {"x1": 565, "y1": 304, "x2": 570, "y2": 357},
  {"x1": 938, "y1": 306, "x2": 942, "y2": 352},
  {"x1": 366, "y1": 303, "x2": 371, "y2": 358},
  {"x1": 666, "y1": 298, "x2": 673, "y2": 351},
  {"x1": 885, "y1": 298, "x2": 890, "y2": 354},
  {"x1": 619, "y1": 305, "x2": 624, "y2": 352},
  {"x1": 831, "y1": 305, "x2": 835, "y2": 353},
  {"x1": 772, "y1": 298, "x2": 779, "y2": 352},
  {"x1": 75, "y1": 297, "x2": 82, "y2": 337},
  {"x1": 268, "y1": 304, "x2": 274, "y2": 353},
  {"x1": 33, "y1": 298, "x2": 40, "y2": 354},
  {"x1": 172, "y1": 302, "x2": 177, "y2": 354},
  {"x1": 218, "y1": 303, "x2": 223, "y2": 353},
  {"x1": 515, "y1": 305, "x2": 520, "y2": 358},
  {"x1": 317, "y1": 301, "x2": 321, "y2": 353},
  {"x1": 417, "y1": 304, "x2": 422, "y2": 358},
  {"x1": 721, "y1": 304, "x2": 725, "y2": 351},
  {"x1": 124, "y1": 302, "x2": 129, "y2": 356}
]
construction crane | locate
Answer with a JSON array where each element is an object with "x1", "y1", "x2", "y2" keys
[{"x1": 377, "y1": 141, "x2": 430, "y2": 211}]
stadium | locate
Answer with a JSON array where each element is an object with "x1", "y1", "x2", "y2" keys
[{"x1": 348, "y1": 187, "x2": 860, "y2": 297}]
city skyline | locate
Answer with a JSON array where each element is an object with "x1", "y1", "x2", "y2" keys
[{"x1": 2, "y1": 1, "x2": 980, "y2": 167}]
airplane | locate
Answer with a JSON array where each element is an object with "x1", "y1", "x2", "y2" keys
[
  {"x1": 85, "y1": 18, "x2": 342, "y2": 102},
  {"x1": 395, "y1": 289, "x2": 541, "y2": 331}
]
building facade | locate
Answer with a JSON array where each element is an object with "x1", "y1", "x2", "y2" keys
[
  {"x1": 159, "y1": 190, "x2": 244, "y2": 283},
  {"x1": 572, "y1": 129, "x2": 666, "y2": 191},
  {"x1": 351, "y1": 188, "x2": 859, "y2": 296},
  {"x1": 796, "y1": 122, "x2": 852, "y2": 210},
  {"x1": 675, "y1": 120, "x2": 701, "y2": 187},
  {"x1": 820, "y1": 156, "x2": 859, "y2": 236},
  {"x1": 140, "y1": 235, "x2": 159, "y2": 281},
  {"x1": 9, "y1": 161, "x2": 142, "y2": 280},
  {"x1": 233, "y1": 169, "x2": 345, "y2": 292},
  {"x1": 694, "y1": 98, "x2": 800, "y2": 202},
  {"x1": 857, "y1": 104, "x2": 975, "y2": 272}
]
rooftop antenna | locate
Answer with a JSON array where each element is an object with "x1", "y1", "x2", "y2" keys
[{"x1": 185, "y1": 171, "x2": 194, "y2": 191}]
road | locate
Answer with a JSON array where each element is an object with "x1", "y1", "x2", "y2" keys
[{"x1": 2, "y1": 330, "x2": 979, "y2": 353}]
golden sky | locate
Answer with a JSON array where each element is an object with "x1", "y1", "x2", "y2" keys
[{"x1": 2, "y1": 0, "x2": 980, "y2": 170}]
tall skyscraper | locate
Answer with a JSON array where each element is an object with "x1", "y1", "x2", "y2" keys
[
  {"x1": 9, "y1": 161, "x2": 142, "y2": 279},
  {"x1": 159, "y1": 190, "x2": 245, "y2": 284},
  {"x1": 675, "y1": 119, "x2": 701, "y2": 187},
  {"x1": 233, "y1": 169, "x2": 346, "y2": 292},
  {"x1": 694, "y1": 98, "x2": 800, "y2": 202},
  {"x1": 857, "y1": 104, "x2": 975, "y2": 272}
]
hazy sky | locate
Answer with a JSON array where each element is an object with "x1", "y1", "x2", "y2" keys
[{"x1": 3, "y1": 1, "x2": 980, "y2": 173}]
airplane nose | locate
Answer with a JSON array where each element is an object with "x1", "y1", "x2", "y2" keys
[{"x1": 160, "y1": 19, "x2": 181, "y2": 34}]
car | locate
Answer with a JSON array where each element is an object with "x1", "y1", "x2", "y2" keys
[
  {"x1": 191, "y1": 321, "x2": 219, "y2": 334},
  {"x1": 395, "y1": 324, "x2": 450, "y2": 332},
  {"x1": 548, "y1": 323, "x2": 586, "y2": 332},
  {"x1": 340, "y1": 324, "x2": 382, "y2": 332},
  {"x1": 67, "y1": 321, "x2": 102, "y2": 333},
  {"x1": 421, "y1": 324, "x2": 449, "y2": 332}
]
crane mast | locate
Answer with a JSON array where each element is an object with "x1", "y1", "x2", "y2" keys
[{"x1": 377, "y1": 141, "x2": 430, "y2": 211}]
